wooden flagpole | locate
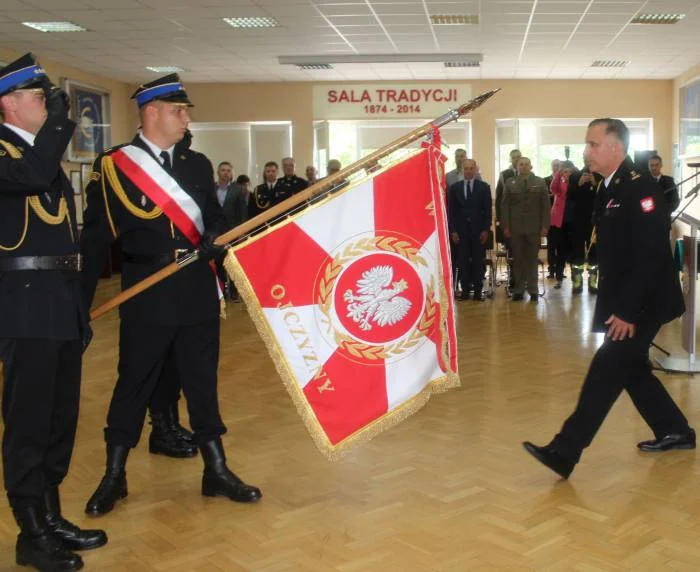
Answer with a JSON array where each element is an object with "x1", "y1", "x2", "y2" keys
[{"x1": 90, "y1": 88, "x2": 501, "y2": 320}]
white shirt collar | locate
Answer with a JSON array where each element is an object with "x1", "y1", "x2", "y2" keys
[
  {"x1": 604, "y1": 170, "x2": 616, "y2": 189},
  {"x1": 3, "y1": 123, "x2": 36, "y2": 146},
  {"x1": 139, "y1": 132, "x2": 174, "y2": 164}
]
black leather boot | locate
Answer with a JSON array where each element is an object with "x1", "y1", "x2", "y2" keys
[
  {"x1": 200, "y1": 438, "x2": 262, "y2": 503},
  {"x1": 14, "y1": 505, "x2": 83, "y2": 571},
  {"x1": 84, "y1": 444, "x2": 129, "y2": 516},
  {"x1": 165, "y1": 403, "x2": 195, "y2": 445},
  {"x1": 148, "y1": 410, "x2": 197, "y2": 458},
  {"x1": 44, "y1": 488, "x2": 107, "y2": 551}
]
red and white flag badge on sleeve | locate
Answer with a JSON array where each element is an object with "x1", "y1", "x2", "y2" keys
[
  {"x1": 640, "y1": 196, "x2": 655, "y2": 213},
  {"x1": 228, "y1": 140, "x2": 459, "y2": 459}
]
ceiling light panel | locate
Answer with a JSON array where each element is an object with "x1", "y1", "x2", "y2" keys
[
  {"x1": 430, "y1": 14, "x2": 479, "y2": 25},
  {"x1": 297, "y1": 64, "x2": 333, "y2": 70},
  {"x1": 223, "y1": 17, "x2": 280, "y2": 29},
  {"x1": 631, "y1": 13, "x2": 686, "y2": 24},
  {"x1": 22, "y1": 21, "x2": 87, "y2": 32},
  {"x1": 444, "y1": 61, "x2": 481, "y2": 68},
  {"x1": 591, "y1": 60, "x2": 628, "y2": 68},
  {"x1": 146, "y1": 66, "x2": 185, "y2": 73}
]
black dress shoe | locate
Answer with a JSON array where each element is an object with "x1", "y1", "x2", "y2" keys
[
  {"x1": 473, "y1": 291, "x2": 485, "y2": 301},
  {"x1": 200, "y1": 439, "x2": 262, "y2": 503},
  {"x1": 44, "y1": 488, "x2": 107, "y2": 551},
  {"x1": 529, "y1": 293, "x2": 538, "y2": 302},
  {"x1": 522, "y1": 441, "x2": 574, "y2": 479},
  {"x1": 511, "y1": 293, "x2": 524, "y2": 301},
  {"x1": 637, "y1": 429, "x2": 696, "y2": 452}
]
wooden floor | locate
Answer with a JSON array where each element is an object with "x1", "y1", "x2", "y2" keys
[{"x1": 2, "y1": 274, "x2": 700, "y2": 571}]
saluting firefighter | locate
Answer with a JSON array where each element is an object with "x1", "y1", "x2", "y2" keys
[
  {"x1": 80, "y1": 74, "x2": 262, "y2": 516},
  {"x1": 0, "y1": 53, "x2": 106, "y2": 571},
  {"x1": 524, "y1": 118, "x2": 695, "y2": 479}
]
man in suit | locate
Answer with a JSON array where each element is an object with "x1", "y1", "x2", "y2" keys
[
  {"x1": 649, "y1": 154, "x2": 680, "y2": 214},
  {"x1": 445, "y1": 148, "x2": 467, "y2": 189},
  {"x1": 214, "y1": 160, "x2": 247, "y2": 300},
  {"x1": 0, "y1": 53, "x2": 106, "y2": 571},
  {"x1": 524, "y1": 118, "x2": 694, "y2": 479},
  {"x1": 501, "y1": 157, "x2": 550, "y2": 301},
  {"x1": 216, "y1": 161, "x2": 248, "y2": 229},
  {"x1": 81, "y1": 73, "x2": 262, "y2": 516},
  {"x1": 448, "y1": 159, "x2": 492, "y2": 300}
]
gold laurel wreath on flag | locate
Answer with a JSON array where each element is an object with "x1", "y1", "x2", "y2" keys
[{"x1": 316, "y1": 236, "x2": 437, "y2": 361}]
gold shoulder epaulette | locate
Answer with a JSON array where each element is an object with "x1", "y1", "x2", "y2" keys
[{"x1": 0, "y1": 139, "x2": 22, "y2": 159}]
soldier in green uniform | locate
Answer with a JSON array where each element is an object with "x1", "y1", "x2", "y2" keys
[{"x1": 500, "y1": 157, "x2": 550, "y2": 301}]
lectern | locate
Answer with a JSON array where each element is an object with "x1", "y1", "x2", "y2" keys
[{"x1": 656, "y1": 212, "x2": 700, "y2": 373}]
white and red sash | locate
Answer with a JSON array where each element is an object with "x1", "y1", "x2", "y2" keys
[
  {"x1": 111, "y1": 144, "x2": 205, "y2": 246},
  {"x1": 111, "y1": 144, "x2": 225, "y2": 300}
]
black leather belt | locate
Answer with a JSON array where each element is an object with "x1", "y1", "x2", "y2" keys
[
  {"x1": 0, "y1": 254, "x2": 82, "y2": 271},
  {"x1": 122, "y1": 249, "x2": 190, "y2": 265}
]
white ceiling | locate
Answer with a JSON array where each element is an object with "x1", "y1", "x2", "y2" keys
[{"x1": 0, "y1": 0, "x2": 699, "y2": 82}]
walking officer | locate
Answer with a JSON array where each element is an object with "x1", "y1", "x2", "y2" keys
[
  {"x1": 523, "y1": 118, "x2": 694, "y2": 479},
  {"x1": 80, "y1": 73, "x2": 262, "y2": 515},
  {"x1": 0, "y1": 53, "x2": 106, "y2": 571}
]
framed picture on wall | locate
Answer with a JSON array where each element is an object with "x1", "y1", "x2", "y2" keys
[{"x1": 63, "y1": 78, "x2": 112, "y2": 163}]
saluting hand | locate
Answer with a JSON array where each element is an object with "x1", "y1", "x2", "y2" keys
[{"x1": 604, "y1": 314, "x2": 636, "y2": 341}]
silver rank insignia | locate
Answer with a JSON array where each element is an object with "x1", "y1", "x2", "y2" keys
[{"x1": 141, "y1": 195, "x2": 147, "y2": 207}]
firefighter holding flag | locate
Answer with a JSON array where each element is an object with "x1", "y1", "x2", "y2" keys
[{"x1": 81, "y1": 74, "x2": 262, "y2": 515}]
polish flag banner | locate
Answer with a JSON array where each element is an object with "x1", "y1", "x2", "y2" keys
[{"x1": 227, "y1": 142, "x2": 459, "y2": 459}]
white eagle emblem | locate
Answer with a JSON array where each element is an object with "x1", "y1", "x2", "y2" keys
[{"x1": 343, "y1": 265, "x2": 412, "y2": 331}]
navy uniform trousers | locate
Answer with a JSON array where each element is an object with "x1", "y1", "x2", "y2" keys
[{"x1": 105, "y1": 320, "x2": 225, "y2": 448}]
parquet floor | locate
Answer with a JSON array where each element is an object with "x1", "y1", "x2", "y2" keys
[{"x1": 1, "y1": 274, "x2": 700, "y2": 571}]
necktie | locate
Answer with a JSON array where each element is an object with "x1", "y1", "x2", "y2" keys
[
  {"x1": 160, "y1": 151, "x2": 172, "y2": 172},
  {"x1": 466, "y1": 180, "x2": 471, "y2": 200}
]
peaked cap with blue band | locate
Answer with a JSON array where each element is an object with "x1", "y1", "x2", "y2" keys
[
  {"x1": 0, "y1": 53, "x2": 50, "y2": 97},
  {"x1": 131, "y1": 73, "x2": 193, "y2": 107}
]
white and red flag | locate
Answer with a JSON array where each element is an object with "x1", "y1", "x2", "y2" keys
[{"x1": 227, "y1": 140, "x2": 459, "y2": 459}]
